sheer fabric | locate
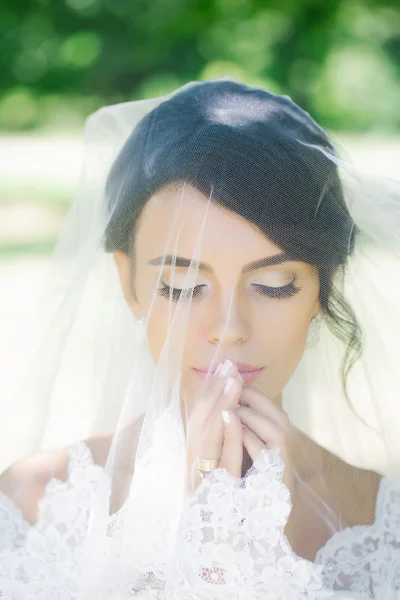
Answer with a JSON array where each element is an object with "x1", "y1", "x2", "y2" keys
[{"x1": 1, "y1": 78, "x2": 400, "y2": 599}]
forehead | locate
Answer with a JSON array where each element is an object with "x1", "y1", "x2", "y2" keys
[{"x1": 134, "y1": 183, "x2": 284, "y2": 262}]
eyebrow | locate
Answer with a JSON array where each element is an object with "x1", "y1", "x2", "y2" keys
[{"x1": 147, "y1": 253, "x2": 294, "y2": 273}]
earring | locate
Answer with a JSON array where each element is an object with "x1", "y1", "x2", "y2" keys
[
  {"x1": 134, "y1": 316, "x2": 146, "y2": 345},
  {"x1": 306, "y1": 314, "x2": 322, "y2": 349}
]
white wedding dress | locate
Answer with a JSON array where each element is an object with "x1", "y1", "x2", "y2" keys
[{"x1": 1, "y1": 440, "x2": 399, "y2": 600}]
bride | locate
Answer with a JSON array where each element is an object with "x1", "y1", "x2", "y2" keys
[{"x1": 1, "y1": 78, "x2": 399, "y2": 599}]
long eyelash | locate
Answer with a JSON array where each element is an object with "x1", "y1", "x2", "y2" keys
[
  {"x1": 157, "y1": 282, "x2": 206, "y2": 302},
  {"x1": 157, "y1": 281, "x2": 301, "y2": 302},
  {"x1": 252, "y1": 281, "x2": 302, "y2": 299}
]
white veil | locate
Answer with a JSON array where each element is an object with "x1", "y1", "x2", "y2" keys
[{"x1": 1, "y1": 77, "x2": 400, "y2": 599}]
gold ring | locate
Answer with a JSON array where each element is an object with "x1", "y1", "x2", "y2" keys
[{"x1": 198, "y1": 457, "x2": 221, "y2": 476}]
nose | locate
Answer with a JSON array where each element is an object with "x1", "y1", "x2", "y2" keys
[{"x1": 206, "y1": 289, "x2": 250, "y2": 346}]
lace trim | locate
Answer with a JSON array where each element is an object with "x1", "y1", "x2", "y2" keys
[
  {"x1": 315, "y1": 476, "x2": 400, "y2": 597},
  {"x1": 0, "y1": 441, "x2": 399, "y2": 599},
  {"x1": 0, "y1": 443, "x2": 104, "y2": 599},
  {"x1": 163, "y1": 447, "x2": 325, "y2": 600}
]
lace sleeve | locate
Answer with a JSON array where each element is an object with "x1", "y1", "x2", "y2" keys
[
  {"x1": 315, "y1": 476, "x2": 400, "y2": 599},
  {"x1": 0, "y1": 492, "x2": 30, "y2": 553},
  {"x1": 163, "y1": 447, "x2": 329, "y2": 600},
  {"x1": 0, "y1": 443, "x2": 105, "y2": 600}
]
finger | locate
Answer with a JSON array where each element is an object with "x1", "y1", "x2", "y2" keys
[
  {"x1": 243, "y1": 427, "x2": 295, "y2": 502},
  {"x1": 188, "y1": 411, "x2": 225, "y2": 489},
  {"x1": 187, "y1": 361, "x2": 242, "y2": 490},
  {"x1": 236, "y1": 406, "x2": 290, "y2": 449},
  {"x1": 242, "y1": 426, "x2": 294, "y2": 494},
  {"x1": 242, "y1": 426, "x2": 265, "y2": 462},
  {"x1": 239, "y1": 387, "x2": 290, "y2": 430},
  {"x1": 191, "y1": 360, "x2": 239, "y2": 428},
  {"x1": 199, "y1": 409, "x2": 225, "y2": 461},
  {"x1": 199, "y1": 375, "x2": 243, "y2": 459},
  {"x1": 219, "y1": 409, "x2": 243, "y2": 478},
  {"x1": 214, "y1": 374, "x2": 243, "y2": 412}
]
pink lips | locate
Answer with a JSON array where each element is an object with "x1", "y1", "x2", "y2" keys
[
  {"x1": 235, "y1": 363, "x2": 264, "y2": 383},
  {"x1": 193, "y1": 362, "x2": 264, "y2": 384}
]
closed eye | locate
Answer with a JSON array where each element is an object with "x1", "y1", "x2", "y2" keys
[
  {"x1": 157, "y1": 282, "x2": 206, "y2": 302},
  {"x1": 158, "y1": 281, "x2": 301, "y2": 302},
  {"x1": 252, "y1": 281, "x2": 301, "y2": 299}
]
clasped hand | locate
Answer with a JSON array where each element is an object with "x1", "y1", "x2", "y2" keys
[{"x1": 186, "y1": 359, "x2": 295, "y2": 503}]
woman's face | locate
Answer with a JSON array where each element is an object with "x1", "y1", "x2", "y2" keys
[{"x1": 114, "y1": 183, "x2": 320, "y2": 407}]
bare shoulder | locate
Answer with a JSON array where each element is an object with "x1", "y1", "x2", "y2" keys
[
  {"x1": 0, "y1": 431, "x2": 114, "y2": 524},
  {"x1": 0, "y1": 446, "x2": 70, "y2": 524}
]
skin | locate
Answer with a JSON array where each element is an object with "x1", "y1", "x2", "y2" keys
[{"x1": 114, "y1": 182, "x2": 321, "y2": 536}]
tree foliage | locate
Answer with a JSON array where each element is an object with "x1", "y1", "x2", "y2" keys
[{"x1": 1, "y1": 0, "x2": 400, "y2": 131}]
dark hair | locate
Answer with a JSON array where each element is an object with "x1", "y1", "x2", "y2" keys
[{"x1": 104, "y1": 79, "x2": 361, "y2": 396}]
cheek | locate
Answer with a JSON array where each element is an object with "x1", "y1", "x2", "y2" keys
[
  {"x1": 146, "y1": 316, "x2": 166, "y2": 363},
  {"x1": 145, "y1": 300, "x2": 194, "y2": 367},
  {"x1": 254, "y1": 301, "x2": 313, "y2": 389},
  {"x1": 270, "y1": 323, "x2": 308, "y2": 375},
  {"x1": 134, "y1": 272, "x2": 172, "y2": 362},
  {"x1": 146, "y1": 303, "x2": 174, "y2": 363},
  {"x1": 254, "y1": 296, "x2": 312, "y2": 346}
]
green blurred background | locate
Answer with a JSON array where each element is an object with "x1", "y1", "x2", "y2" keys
[
  {"x1": 2, "y1": 0, "x2": 400, "y2": 133},
  {"x1": 1, "y1": 0, "x2": 400, "y2": 259}
]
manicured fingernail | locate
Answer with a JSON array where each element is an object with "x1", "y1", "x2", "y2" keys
[
  {"x1": 237, "y1": 373, "x2": 244, "y2": 384},
  {"x1": 214, "y1": 363, "x2": 223, "y2": 377},
  {"x1": 222, "y1": 410, "x2": 230, "y2": 424},
  {"x1": 224, "y1": 376, "x2": 234, "y2": 395},
  {"x1": 219, "y1": 359, "x2": 233, "y2": 377}
]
